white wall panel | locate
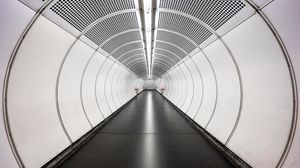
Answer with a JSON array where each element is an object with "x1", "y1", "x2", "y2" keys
[
  {"x1": 169, "y1": 71, "x2": 176, "y2": 102},
  {"x1": 169, "y1": 72, "x2": 175, "y2": 100},
  {"x1": 115, "y1": 69, "x2": 123, "y2": 105},
  {"x1": 176, "y1": 67, "x2": 186, "y2": 108},
  {"x1": 135, "y1": 78, "x2": 144, "y2": 93},
  {"x1": 223, "y1": 14, "x2": 293, "y2": 168},
  {"x1": 170, "y1": 70, "x2": 178, "y2": 104},
  {"x1": 171, "y1": 69, "x2": 180, "y2": 105},
  {"x1": 263, "y1": 1, "x2": 300, "y2": 167},
  {"x1": 123, "y1": 73, "x2": 131, "y2": 101},
  {"x1": 82, "y1": 52, "x2": 106, "y2": 126},
  {"x1": 0, "y1": 0, "x2": 34, "y2": 167},
  {"x1": 118, "y1": 69, "x2": 127, "y2": 105},
  {"x1": 128, "y1": 74, "x2": 137, "y2": 98},
  {"x1": 164, "y1": 74, "x2": 171, "y2": 99},
  {"x1": 165, "y1": 75, "x2": 171, "y2": 98},
  {"x1": 177, "y1": 65, "x2": 186, "y2": 108},
  {"x1": 180, "y1": 63, "x2": 193, "y2": 112},
  {"x1": 192, "y1": 52, "x2": 217, "y2": 127},
  {"x1": 96, "y1": 59, "x2": 113, "y2": 118},
  {"x1": 18, "y1": 0, "x2": 46, "y2": 11},
  {"x1": 123, "y1": 72, "x2": 131, "y2": 101},
  {"x1": 251, "y1": 0, "x2": 270, "y2": 7},
  {"x1": 164, "y1": 74, "x2": 171, "y2": 98},
  {"x1": 123, "y1": 73, "x2": 129, "y2": 101},
  {"x1": 155, "y1": 78, "x2": 164, "y2": 93},
  {"x1": 203, "y1": 39, "x2": 241, "y2": 143},
  {"x1": 118, "y1": 69, "x2": 128, "y2": 105},
  {"x1": 185, "y1": 58, "x2": 203, "y2": 119},
  {"x1": 172, "y1": 66, "x2": 185, "y2": 107},
  {"x1": 7, "y1": 16, "x2": 74, "y2": 167},
  {"x1": 155, "y1": 79, "x2": 159, "y2": 92},
  {"x1": 105, "y1": 63, "x2": 118, "y2": 112},
  {"x1": 111, "y1": 66, "x2": 122, "y2": 108},
  {"x1": 118, "y1": 70, "x2": 127, "y2": 105},
  {"x1": 171, "y1": 69, "x2": 179, "y2": 104},
  {"x1": 58, "y1": 40, "x2": 94, "y2": 141},
  {"x1": 173, "y1": 69, "x2": 181, "y2": 106},
  {"x1": 127, "y1": 74, "x2": 135, "y2": 99}
]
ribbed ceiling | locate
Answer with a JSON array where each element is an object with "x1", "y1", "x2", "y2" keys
[
  {"x1": 84, "y1": 12, "x2": 139, "y2": 46},
  {"x1": 49, "y1": 0, "x2": 147, "y2": 78},
  {"x1": 50, "y1": 0, "x2": 136, "y2": 31},
  {"x1": 152, "y1": 0, "x2": 246, "y2": 77},
  {"x1": 47, "y1": 0, "x2": 248, "y2": 79}
]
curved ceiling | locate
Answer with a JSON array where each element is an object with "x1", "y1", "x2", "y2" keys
[{"x1": 19, "y1": 0, "x2": 250, "y2": 79}]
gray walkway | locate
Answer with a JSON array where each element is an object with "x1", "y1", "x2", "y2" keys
[{"x1": 59, "y1": 91, "x2": 234, "y2": 168}]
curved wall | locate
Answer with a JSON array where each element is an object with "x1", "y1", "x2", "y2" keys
[
  {"x1": 1, "y1": 0, "x2": 300, "y2": 168},
  {"x1": 0, "y1": 0, "x2": 143, "y2": 167},
  {"x1": 158, "y1": 0, "x2": 300, "y2": 167}
]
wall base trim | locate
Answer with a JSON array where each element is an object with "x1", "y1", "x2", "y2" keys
[
  {"x1": 157, "y1": 91, "x2": 252, "y2": 168},
  {"x1": 42, "y1": 94, "x2": 139, "y2": 168}
]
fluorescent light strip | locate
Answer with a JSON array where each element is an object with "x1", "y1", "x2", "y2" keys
[
  {"x1": 151, "y1": 0, "x2": 160, "y2": 76},
  {"x1": 134, "y1": 0, "x2": 148, "y2": 77},
  {"x1": 144, "y1": 0, "x2": 152, "y2": 78}
]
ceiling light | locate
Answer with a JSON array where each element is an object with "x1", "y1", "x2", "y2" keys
[{"x1": 144, "y1": 0, "x2": 152, "y2": 78}]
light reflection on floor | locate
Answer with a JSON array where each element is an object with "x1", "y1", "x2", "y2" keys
[{"x1": 142, "y1": 91, "x2": 158, "y2": 168}]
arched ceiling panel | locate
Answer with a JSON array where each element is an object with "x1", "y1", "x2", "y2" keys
[
  {"x1": 158, "y1": 12, "x2": 212, "y2": 45},
  {"x1": 153, "y1": 58, "x2": 173, "y2": 68},
  {"x1": 112, "y1": 43, "x2": 143, "y2": 59},
  {"x1": 126, "y1": 58, "x2": 147, "y2": 68},
  {"x1": 154, "y1": 53, "x2": 177, "y2": 65},
  {"x1": 131, "y1": 65, "x2": 148, "y2": 75},
  {"x1": 130, "y1": 62, "x2": 147, "y2": 71},
  {"x1": 50, "y1": 0, "x2": 136, "y2": 31},
  {"x1": 156, "y1": 30, "x2": 195, "y2": 53},
  {"x1": 118, "y1": 49, "x2": 144, "y2": 63},
  {"x1": 135, "y1": 68, "x2": 147, "y2": 74},
  {"x1": 159, "y1": 0, "x2": 246, "y2": 30},
  {"x1": 154, "y1": 49, "x2": 180, "y2": 62},
  {"x1": 152, "y1": 62, "x2": 170, "y2": 72},
  {"x1": 152, "y1": 65, "x2": 169, "y2": 73},
  {"x1": 155, "y1": 41, "x2": 186, "y2": 58},
  {"x1": 84, "y1": 12, "x2": 139, "y2": 46},
  {"x1": 47, "y1": 0, "x2": 147, "y2": 78},
  {"x1": 102, "y1": 30, "x2": 142, "y2": 53},
  {"x1": 151, "y1": 67, "x2": 167, "y2": 77},
  {"x1": 122, "y1": 55, "x2": 145, "y2": 66},
  {"x1": 151, "y1": 0, "x2": 249, "y2": 78},
  {"x1": 134, "y1": 68, "x2": 147, "y2": 75},
  {"x1": 21, "y1": 0, "x2": 251, "y2": 79}
]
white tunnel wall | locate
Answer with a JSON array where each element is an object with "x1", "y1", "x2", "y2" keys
[
  {"x1": 0, "y1": 2, "x2": 143, "y2": 167},
  {"x1": 263, "y1": 2, "x2": 300, "y2": 166},
  {"x1": 191, "y1": 52, "x2": 217, "y2": 128},
  {"x1": 223, "y1": 14, "x2": 293, "y2": 167},
  {"x1": 0, "y1": 0, "x2": 35, "y2": 167},
  {"x1": 158, "y1": 0, "x2": 300, "y2": 167},
  {"x1": 179, "y1": 62, "x2": 194, "y2": 112},
  {"x1": 204, "y1": 39, "x2": 241, "y2": 144},
  {"x1": 7, "y1": 16, "x2": 75, "y2": 168},
  {"x1": 58, "y1": 40, "x2": 94, "y2": 141},
  {"x1": 1, "y1": 0, "x2": 300, "y2": 168}
]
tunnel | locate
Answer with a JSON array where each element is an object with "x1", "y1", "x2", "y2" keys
[{"x1": 0, "y1": 0, "x2": 299, "y2": 167}]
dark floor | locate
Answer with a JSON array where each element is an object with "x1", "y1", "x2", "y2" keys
[{"x1": 59, "y1": 91, "x2": 234, "y2": 168}]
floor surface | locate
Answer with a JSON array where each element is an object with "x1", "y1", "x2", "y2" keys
[{"x1": 58, "y1": 91, "x2": 234, "y2": 168}]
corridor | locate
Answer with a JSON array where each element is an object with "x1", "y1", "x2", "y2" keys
[
  {"x1": 58, "y1": 91, "x2": 233, "y2": 168},
  {"x1": 1, "y1": 0, "x2": 300, "y2": 167}
]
